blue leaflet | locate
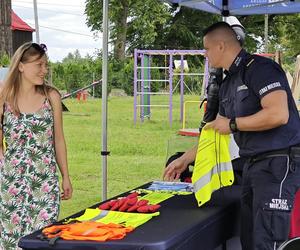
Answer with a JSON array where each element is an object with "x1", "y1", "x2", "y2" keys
[{"x1": 147, "y1": 181, "x2": 194, "y2": 192}]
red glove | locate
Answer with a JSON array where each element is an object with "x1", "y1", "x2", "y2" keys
[
  {"x1": 111, "y1": 197, "x2": 128, "y2": 211},
  {"x1": 98, "y1": 202, "x2": 111, "y2": 210},
  {"x1": 127, "y1": 199, "x2": 149, "y2": 212},
  {"x1": 127, "y1": 192, "x2": 138, "y2": 199},
  {"x1": 98, "y1": 199, "x2": 118, "y2": 210},
  {"x1": 118, "y1": 197, "x2": 138, "y2": 212},
  {"x1": 99, "y1": 192, "x2": 157, "y2": 213},
  {"x1": 137, "y1": 204, "x2": 161, "y2": 213}
]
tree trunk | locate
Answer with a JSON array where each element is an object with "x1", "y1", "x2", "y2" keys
[
  {"x1": 113, "y1": 1, "x2": 128, "y2": 61},
  {"x1": 0, "y1": 0, "x2": 12, "y2": 57}
]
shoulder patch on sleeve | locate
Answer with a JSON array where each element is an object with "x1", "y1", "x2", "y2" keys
[{"x1": 258, "y1": 82, "x2": 282, "y2": 96}]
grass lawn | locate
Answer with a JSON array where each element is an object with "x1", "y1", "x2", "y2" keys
[{"x1": 60, "y1": 94, "x2": 203, "y2": 219}]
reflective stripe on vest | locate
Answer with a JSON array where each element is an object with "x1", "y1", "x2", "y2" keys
[
  {"x1": 68, "y1": 208, "x2": 159, "y2": 228},
  {"x1": 192, "y1": 128, "x2": 234, "y2": 207},
  {"x1": 91, "y1": 210, "x2": 109, "y2": 221}
]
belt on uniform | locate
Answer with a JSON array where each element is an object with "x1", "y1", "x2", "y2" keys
[{"x1": 249, "y1": 145, "x2": 300, "y2": 164}]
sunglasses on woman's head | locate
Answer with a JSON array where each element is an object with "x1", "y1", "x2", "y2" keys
[
  {"x1": 26, "y1": 43, "x2": 47, "y2": 53},
  {"x1": 35, "y1": 43, "x2": 47, "y2": 52},
  {"x1": 22, "y1": 43, "x2": 47, "y2": 56},
  {"x1": 21, "y1": 43, "x2": 48, "y2": 62}
]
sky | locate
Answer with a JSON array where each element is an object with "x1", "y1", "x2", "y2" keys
[{"x1": 12, "y1": 0, "x2": 102, "y2": 62}]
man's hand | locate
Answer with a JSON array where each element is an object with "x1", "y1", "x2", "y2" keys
[
  {"x1": 204, "y1": 115, "x2": 231, "y2": 134},
  {"x1": 163, "y1": 157, "x2": 188, "y2": 182}
]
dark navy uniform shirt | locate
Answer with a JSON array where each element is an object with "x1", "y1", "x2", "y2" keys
[{"x1": 219, "y1": 49, "x2": 300, "y2": 157}]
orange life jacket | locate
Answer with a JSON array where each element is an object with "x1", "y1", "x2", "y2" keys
[{"x1": 42, "y1": 221, "x2": 134, "y2": 241}]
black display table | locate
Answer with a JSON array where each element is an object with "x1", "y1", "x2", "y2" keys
[{"x1": 19, "y1": 183, "x2": 241, "y2": 250}]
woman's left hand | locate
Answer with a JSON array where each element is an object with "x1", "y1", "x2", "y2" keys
[{"x1": 61, "y1": 176, "x2": 73, "y2": 200}]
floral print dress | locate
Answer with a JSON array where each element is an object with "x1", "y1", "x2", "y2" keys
[{"x1": 0, "y1": 99, "x2": 60, "y2": 250}]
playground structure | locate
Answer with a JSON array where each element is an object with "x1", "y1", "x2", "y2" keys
[{"x1": 133, "y1": 49, "x2": 209, "y2": 126}]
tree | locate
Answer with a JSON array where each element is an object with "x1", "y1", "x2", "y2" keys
[
  {"x1": 51, "y1": 51, "x2": 108, "y2": 95},
  {"x1": 62, "y1": 50, "x2": 82, "y2": 63},
  {"x1": 0, "y1": 0, "x2": 13, "y2": 57},
  {"x1": 152, "y1": 8, "x2": 219, "y2": 50},
  {"x1": 85, "y1": 0, "x2": 171, "y2": 61},
  {"x1": 272, "y1": 14, "x2": 300, "y2": 58}
]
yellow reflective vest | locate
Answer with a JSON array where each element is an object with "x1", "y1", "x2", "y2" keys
[
  {"x1": 192, "y1": 128, "x2": 234, "y2": 207},
  {"x1": 67, "y1": 208, "x2": 159, "y2": 228}
]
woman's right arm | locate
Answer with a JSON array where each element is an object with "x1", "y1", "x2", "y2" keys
[{"x1": 0, "y1": 88, "x2": 4, "y2": 160}]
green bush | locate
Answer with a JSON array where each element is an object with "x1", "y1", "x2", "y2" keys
[
  {"x1": 121, "y1": 59, "x2": 134, "y2": 96},
  {"x1": 0, "y1": 53, "x2": 10, "y2": 67},
  {"x1": 51, "y1": 51, "x2": 109, "y2": 96},
  {"x1": 91, "y1": 81, "x2": 112, "y2": 98}
]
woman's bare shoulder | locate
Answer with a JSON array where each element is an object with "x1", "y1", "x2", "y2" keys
[{"x1": 48, "y1": 87, "x2": 61, "y2": 103}]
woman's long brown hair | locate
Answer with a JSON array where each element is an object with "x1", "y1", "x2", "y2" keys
[{"x1": 1, "y1": 42, "x2": 58, "y2": 115}]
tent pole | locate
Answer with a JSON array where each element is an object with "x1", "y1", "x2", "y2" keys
[
  {"x1": 264, "y1": 14, "x2": 269, "y2": 53},
  {"x1": 33, "y1": 0, "x2": 40, "y2": 43},
  {"x1": 101, "y1": 0, "x2": 109, "y2": 201}
]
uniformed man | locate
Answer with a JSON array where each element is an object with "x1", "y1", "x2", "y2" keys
[
  {"x1": 203, "y1": 22, "x2": 300, "y2": 250},
  {"x1": 164, "y1": 17, "x2": 245, "y2": 183}
]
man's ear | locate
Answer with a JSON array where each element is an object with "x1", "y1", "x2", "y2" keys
[
  {"x1": 218, "y1": 41, "x2": 225, "y2": 53},
  {"x1": 18, "y1": 62, "x2": 24, "y2": 73}
]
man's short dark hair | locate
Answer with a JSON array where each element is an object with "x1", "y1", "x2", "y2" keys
[{"x1": 203, "y1": 22, "x2": 236, "y2": 37}]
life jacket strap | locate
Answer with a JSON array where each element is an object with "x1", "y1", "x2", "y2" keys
[{"x1": 49, "y1": 236, "x2": 61, "y2": 246}]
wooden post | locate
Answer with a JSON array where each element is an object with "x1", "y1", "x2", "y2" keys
[
  {"x1": 291, "y1": 55, "x2": 300, "y2": 108},
  {"x1": 0, "y1": 0, "x2": 13, "y2": 57},
  {"x1": 275, "y1": 50, "x2": 282, "y2": 66}
]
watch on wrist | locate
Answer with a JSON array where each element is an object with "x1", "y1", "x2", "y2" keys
[{"x1": 229, "y1": 118, "x2": 238, "y2": 133}]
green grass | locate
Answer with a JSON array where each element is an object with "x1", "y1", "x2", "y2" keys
[{"x1": 60, "y1": 94, "x2": 203, "y2": 219}]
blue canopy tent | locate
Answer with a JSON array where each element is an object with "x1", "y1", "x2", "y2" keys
[
  {"x1": 163, "y1": 0, "x2": 300, "y2": 15},
  {"x1": 162, "y1": 1, "x2": 300, "y2": 52}
]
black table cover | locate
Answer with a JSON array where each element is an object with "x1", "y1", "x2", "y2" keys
[{"x1": 19, "y1": 183, "x2": 241, "y2": 250}]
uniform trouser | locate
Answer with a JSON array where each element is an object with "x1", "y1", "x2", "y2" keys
[{"x1": 240, "y1": 154, "x2": 300, "y2": 250}]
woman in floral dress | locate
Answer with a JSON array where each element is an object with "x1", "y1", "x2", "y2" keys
[{"x1": 0, "y1": 42, "x2": 73, "y2": 249}]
